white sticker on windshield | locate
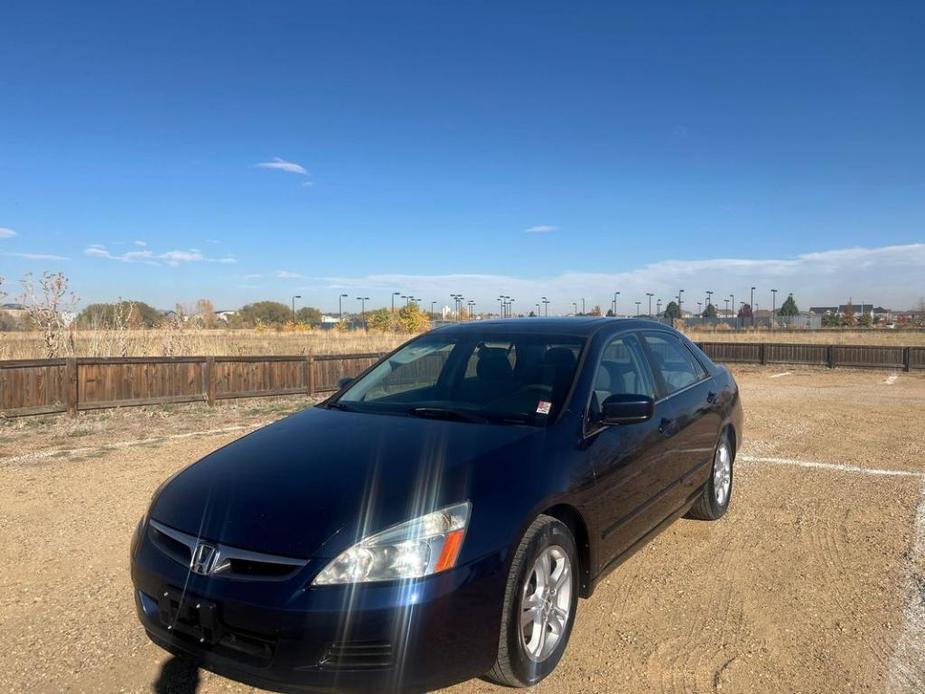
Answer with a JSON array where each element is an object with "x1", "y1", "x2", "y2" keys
[{"x1": 536, "y1": 400, "x2": 552, "y2": 415}]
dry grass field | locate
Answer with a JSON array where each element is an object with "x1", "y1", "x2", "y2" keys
[
  {"x1": 1, "y1": 366, "x2": 923, "y2": 694},
  {"x1": 683, "y1": 327, "x2": 925, "y2": 345},
  {"x1": 0, "y1": 328, "x2": 409, "y2": 360},
  {"x1": 2, "y1": 325, "x2": 924, "y2": 361}
]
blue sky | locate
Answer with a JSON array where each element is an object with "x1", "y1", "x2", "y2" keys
[{"x1": 1, "y1": 1, "x2": 923, "y2": 313}]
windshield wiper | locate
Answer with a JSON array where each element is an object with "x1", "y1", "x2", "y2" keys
[
  {"x1": 326, "y1": 401, "x2": 356, "y2": 412},
  {"x1": 408, "y1": 407, "x2": 490, "y2": 424}
]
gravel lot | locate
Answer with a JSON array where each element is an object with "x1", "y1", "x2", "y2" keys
[{"x1": 1, "y1": 366, "x2": 923, "y2": 693}]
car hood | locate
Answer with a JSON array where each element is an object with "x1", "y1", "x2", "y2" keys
[{"x1": 150, "y1": 406, "x2": 541, "y2": 559}]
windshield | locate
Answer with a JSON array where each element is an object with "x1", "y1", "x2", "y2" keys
[{"x1": 333, "y1": 332, "x2": 585, "y2": 425}]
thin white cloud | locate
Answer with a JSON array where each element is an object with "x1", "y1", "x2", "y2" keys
[
  {"x1": 525, "y1": 225, "x2": 559, "y2": 234},
  {"x1": 242, "y1": 273, "x2": 262, "y2": 280},
  {"x1": 296, "y1": 243, "x2": 925, "y2": 312},
  {"x1": 256, "y1": 157, "x2": 308, "y2": 176},
  {"x1": 302, "y1": 181, "x2": 314, "y2": 188},
  {"x1": 0, "y1": 227, "x2": 17, "y2": 239},
  {"x1": 1, "y1": 251, "x2": 69, "y2": 261},
  {"x1": 275, "y1": 270, "x2": 304, "y2": 279},
  {"x1": 84, "y1": 245, "x2": 236, "y2": 267},
  {"x1": 133, "y1": 240, "x2": 147, "y2": 247}
]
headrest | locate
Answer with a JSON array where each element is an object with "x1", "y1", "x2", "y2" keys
[
  {"x1": 544, "y1": 347, "x2": 576, "y2": 370},
  {"x1": 476, "y1": 348, "x2": 513, "y2": 380}
]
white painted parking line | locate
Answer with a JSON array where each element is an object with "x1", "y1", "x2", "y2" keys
[
  {"x1": 768, "y1": 371, "x2": 792, "y2": 379},
  {"x1": 740, "y1": 455, "x2": 924, "y2": 479},
  {"x1": 884, "y1": 374, "x2": 899, "y2": 385},
  {"x1": 887, "y1": 476, "x2": 925, "y2": 693}
]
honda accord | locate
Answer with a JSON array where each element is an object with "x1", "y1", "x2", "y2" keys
[{"x1": 131, "y1": 318, "x2": 742, "y2": 692}]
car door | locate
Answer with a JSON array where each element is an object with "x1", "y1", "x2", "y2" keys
[
  {"x1": 582, "y1": 333, "x2": 676, "y2": 568},
  {"x1": 640, "y1": 331, "x2": 720, "y2": 508}
]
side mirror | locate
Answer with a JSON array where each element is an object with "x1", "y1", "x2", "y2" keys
[
  {"x1": 601, "y1": 394, "x2": 654, "y2": 425},
  {"x1": 337, "y1": 376, "x2": 354, "y2": 389}
]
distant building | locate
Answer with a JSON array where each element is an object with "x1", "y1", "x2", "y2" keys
[{"x1": 810, "y1": 304, "x2": 892, "y2": 319}]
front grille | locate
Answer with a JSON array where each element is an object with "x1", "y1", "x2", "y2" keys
[
  {"x1": 148, "y1": 519, "x2": 307, "y2": 581},
  {"x1": 319, "y1": 641, "x2": 394, "y2": 671},
  {"x1": 150, "y1": 524, "x2": 193, "y2": 566}
]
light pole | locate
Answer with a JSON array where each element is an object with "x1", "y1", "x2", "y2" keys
[
  {"x1": 706, "y1": 290, "x2": 713, "y2": 320},
  {"x1": 392, "y1": 292, "x2": 401, "y2": 313},
  {"x1": 338, "y1": 293, "x2": 348, "y2": 320},
  {"x1": 613, "y1": 291, "x2": 620, "y2": 317},
  {"x1": 697, "y1": 301, "x2": 703, "y2": 317},
  {"x1": 430, "y1": 300, "x2": 436, "y2": 319},
  {"x1": 771, "y1": 288, "x2": 778, "y2": 330},
  {"x1": 581, "y1": 298, "x2": 585, "y2": 315},
  {"x1": 724, "y1": 297, "x2": 730, "y2": 318},
  {"x1": 291, "y1": 295, "x2": 301, "y2": 323},
  {"x1": 535, "y1": 303, "x2": 540, "y2": 316},
  {"x1": 635, "y1": 301, "x2": 641, "y2": 317},
  {"x1": 572, "y1": 302, "x2": 578, "y2": 315},
  {"x1": 508, "y1": 298, "x2": 515, "y2": 317},
  {"x1": 646, "y1": 292, "x2": 654, "y2": 318},
  {"x1": 656, "y1": 298, "x2": 662, "y2": 318},
  {"x1": 542, "y1": 297, "x2": 550, "y2": 317},
  {"x1": 750, "y1": 286, "x2": 756, "y2": 327},
  {"x1": 678, "y1": 289, "x2": 685, "y2": 317},
  {"x1": 357, "y1": 296, "x2": 369, "y2": 328}
]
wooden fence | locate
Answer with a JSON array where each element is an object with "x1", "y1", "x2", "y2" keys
[
  {"x1": 1, "y1": 343, "x2": 923, "y2": 418},
  {"x1": 695, "y1": 342, "x2": 925, "y2": 371},
  {"x1": 0, "y1": 353, "x2": 385, "y2": 418}
]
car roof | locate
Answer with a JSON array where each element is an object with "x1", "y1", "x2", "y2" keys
[{"x1": 430, "y1": 317, "x2": 674, "y2": 339}]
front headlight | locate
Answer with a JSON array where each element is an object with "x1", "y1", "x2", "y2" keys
[{"x1": 312, "y1": 501, "x2": 471, "y2": 586}]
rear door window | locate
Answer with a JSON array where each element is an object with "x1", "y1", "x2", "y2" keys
[{"x1": 642, "y1": 333, "x2": 708, "y2": 395}]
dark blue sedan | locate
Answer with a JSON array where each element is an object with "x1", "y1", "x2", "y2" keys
[{"x1": 131, "y1": 318, "x2": 743, "y2": 692}]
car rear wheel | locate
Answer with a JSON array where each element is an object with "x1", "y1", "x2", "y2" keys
[
  {"x1": 486, "y1": 515, "x2": 579, "y2": 687},
  {"x1": 686, "y1": 429, "x2": 734, "y2": 520}
]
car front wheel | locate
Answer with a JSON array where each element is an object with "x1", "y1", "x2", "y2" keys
[{"x1": 486, "y1": 514, "x2": 579, "y2": 687}]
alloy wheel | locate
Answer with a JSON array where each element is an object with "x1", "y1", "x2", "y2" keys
[{"x1": 519, "y1": 545, "x2": 572, "y2": 663}]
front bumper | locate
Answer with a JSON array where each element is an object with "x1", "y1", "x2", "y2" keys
[{"x1": 131, "y1": 525, "x2": 506, "y2": 693}]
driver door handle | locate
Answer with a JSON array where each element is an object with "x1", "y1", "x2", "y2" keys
[
  {"x1": 658, "y1": 417, "x2": 675, "y2": 436},
  {"x1": 706, "y1": 391, "x2": 718, "y2": 404}
]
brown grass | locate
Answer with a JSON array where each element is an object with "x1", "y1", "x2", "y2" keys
[
  {"x1": 2, "y1": 325, "x2": 924, "y2": 361},
  {"x1": 682, "y1": 327, "x2": 925, "y2": 345},
  {"x1": 0, "y1": 328, "x2": 408, "y2": 360}
]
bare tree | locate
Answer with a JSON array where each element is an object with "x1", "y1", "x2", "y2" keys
[
  {"x1": 196, "y1": 298, "x2": 216, "y2": 328},
  {"x1": 19, "y1": 272, "x2": 78, "y2": 358}
]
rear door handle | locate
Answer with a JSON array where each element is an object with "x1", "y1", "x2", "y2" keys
[
  {"x1": 706, "y1": 391, "x2": 717, "y2": 404},
  {"x1": 658, "y1": 417, "x2": 675, "y2": 435}
]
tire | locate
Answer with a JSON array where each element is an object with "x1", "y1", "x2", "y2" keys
[
  {"x1": 686, "y1": 429, "x2": 734, "y2": 521},
  {"x1": 486, "y1": 515, "x2": 579, "y2": 688}
]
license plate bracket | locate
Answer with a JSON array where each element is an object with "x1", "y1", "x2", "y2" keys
[{"x1": 157, "y1": 588, "x2": 222, "y2": 645}]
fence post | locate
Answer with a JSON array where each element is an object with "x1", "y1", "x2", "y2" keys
[
  {"x1": 65, "y1": 357, "x2": 78, "y2": 416},
  {"x1": 758, "y1": 343, "x2": 766, "y2": 365},
  {"x1": 826, "y1": 345, "x2": 835, "y2": 369},
  {"x1": 204, "y1": 357, "x2": 216, "y2": 406},
  {"x1": 903, "y1": 347, "x2": 911, "y2": 373},
  {"x1": 307, "y1": 355, "x2": 316, "y2": 396}
]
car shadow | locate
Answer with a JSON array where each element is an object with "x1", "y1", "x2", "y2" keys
[{"x1": 153, "y1": 655, "x2": 200, "y2": 694}]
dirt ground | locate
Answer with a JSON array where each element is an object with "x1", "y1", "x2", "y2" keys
[{"x1": 1, "y1": 366, "x2": 923, "y2": 694}]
